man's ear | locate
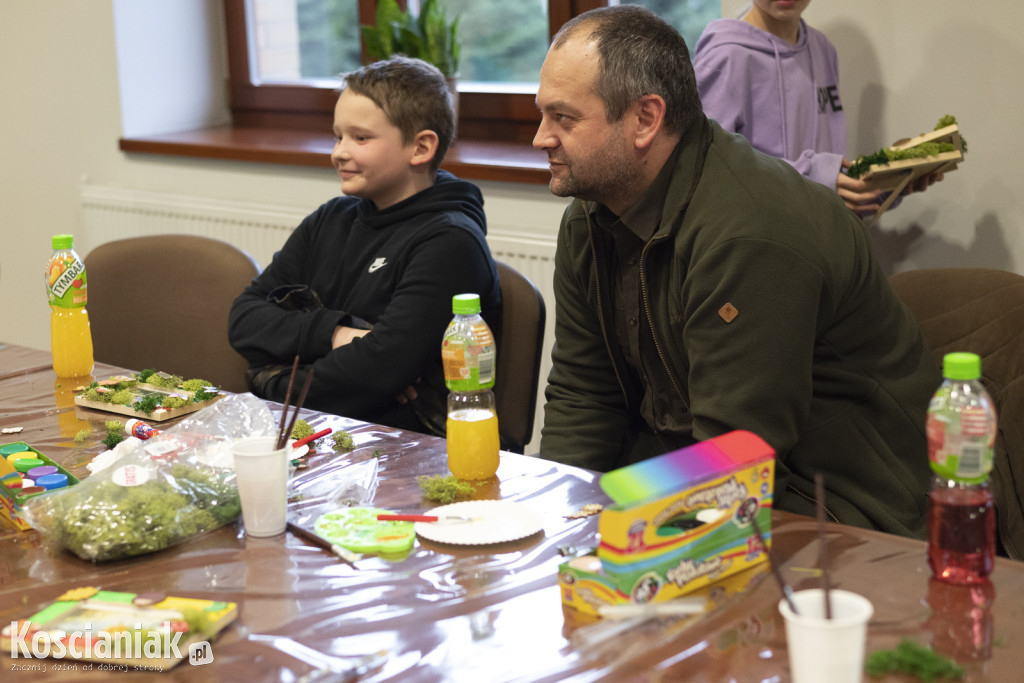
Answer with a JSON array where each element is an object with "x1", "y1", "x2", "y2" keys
[
  {"x1": 633, "y1": 94, "x2": 667, "y2": 150},
  {"x1": 409, "y1": 130, "x2": 440, "y2": 167}
]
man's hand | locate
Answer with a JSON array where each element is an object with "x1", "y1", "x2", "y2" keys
[
  {"x1": 837, "y1": 159, "x2": 882, "y2": 213},
  {"x1": 395, "y1": 381, "x2": 420, "y2": 405},
  {"x1": 903, "y1": 170, "x2": 945, "y2": 195},
  {"x1": 332, "y1": 325, "x2": 371, "y2": 349}
]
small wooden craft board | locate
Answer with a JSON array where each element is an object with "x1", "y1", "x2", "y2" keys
[
  {"x1": 0, "y1": 587, "x2": 236, "y2": 669},
  {"x1": 860, "y1": 124, "x2": 965, "y2": 226},
  {"x1": 74, "y1": 377, "x2": 222, "y2": 422}
]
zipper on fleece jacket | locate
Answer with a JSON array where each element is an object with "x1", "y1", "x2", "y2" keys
[
  {"x1": 639, "y1": 234, "x2": 690, "y2": 413},
  {"x1": 584, "y1": 208, "x2": 630, "y2": 409},
  {"x1": 788, "y1": 484, "x2": 840, "y2": 523}
]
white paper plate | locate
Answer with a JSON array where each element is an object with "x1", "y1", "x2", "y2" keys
[{"x1": 414, "y1": 500, "x2": 544, "y2": 545}]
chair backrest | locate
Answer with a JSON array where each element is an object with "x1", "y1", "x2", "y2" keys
[
  {"x1": 889, "y1": 267, "x2": 1024, "y2": 559},
  {"x1": 494, "y1": 261, "x2": 546, "y2": 453},
  {"x1": 84, "y1": 234, "x2": 261, "y2": 393}
]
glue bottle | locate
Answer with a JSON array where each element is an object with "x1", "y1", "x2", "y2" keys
[{"x1": 125, "y1": 419, "x2": 160, "y2": 440}]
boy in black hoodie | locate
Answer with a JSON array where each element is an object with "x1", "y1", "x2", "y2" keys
[{"x1": 229, "y1": 56, "x2": 501, "y2": 436}]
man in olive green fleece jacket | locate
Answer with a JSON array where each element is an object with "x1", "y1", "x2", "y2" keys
[{"x1": 533, "y1": 6, "x2": 941, "y2": 538}]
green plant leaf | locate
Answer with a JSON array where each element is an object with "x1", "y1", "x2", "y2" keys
[
  {"x1": 358, "y1": 0, "x2": 459, "y2": 77},
  {"x1": 360, "y1": 26, "x2": 386, "y2": 61}
]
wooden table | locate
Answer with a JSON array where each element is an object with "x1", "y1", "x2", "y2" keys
[{"x1": 1, "y1": 343, "x2": 1022, "y2": 681}]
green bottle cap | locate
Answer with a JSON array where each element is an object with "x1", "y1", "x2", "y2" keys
[
  {"x1": 942, "y1": 352, "x2": 981, "y2": 381},
  {"x1": 452, "y1": 293, "x2": 481, "y2": 315},
  {"x1": 51, "y1": 234, "x2": 74, "y2": 250}
]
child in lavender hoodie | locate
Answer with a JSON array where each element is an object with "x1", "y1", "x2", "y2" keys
[{"x1": 694, "y1": 1, "x2": 882, "y2": 213}]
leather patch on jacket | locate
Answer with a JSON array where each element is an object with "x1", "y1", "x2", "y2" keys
[{"x1": 719, "y1": 303, "x2": 739, "y2": 323}]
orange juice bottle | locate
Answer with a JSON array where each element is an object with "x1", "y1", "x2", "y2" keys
[
  {"x1": 442, "y1": 293, "x2": 499, "y2": 480},
  {"x1": 47, "y1": 234, "x2": 94, "y2": 378}
]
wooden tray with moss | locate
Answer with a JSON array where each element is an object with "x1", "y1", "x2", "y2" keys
[
  {"x1": 848, "y1": 115, "x2": 966, "y2": 223},
  {"x1": 0, "y1": 587, "x2": 236, "y2": 669},
  {"x1": 74, "y1": 370, "x2": 223, "y2": 422}
]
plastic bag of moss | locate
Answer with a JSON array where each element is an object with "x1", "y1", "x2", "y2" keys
[{"x1": 24, "y1": 393, "x2": 277, "y2": 561}]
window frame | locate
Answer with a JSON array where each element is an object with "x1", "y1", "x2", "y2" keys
[{"x1": 223, "y1": 0, "x2": 606, "y2": 143}]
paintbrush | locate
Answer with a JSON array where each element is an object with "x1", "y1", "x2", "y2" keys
[
  {"x1": 816, "y1": 472, "x2": 833, "y2": 619},
  {"x1": 287, "y1": 521, "x2": 361, "y2": 567},
  {"x1": 277, "y1": 367, "x2": 314, "y2": 450},
  {"x1": 751, "y1": 515, "x2": 798, "y2": 615}
]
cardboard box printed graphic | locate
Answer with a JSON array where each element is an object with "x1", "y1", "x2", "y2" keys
[{"x1": 559, "y1": 431, "x2": 775, "y2": 616}]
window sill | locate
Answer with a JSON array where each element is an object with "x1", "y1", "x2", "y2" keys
[{"x1": 119, "y1": 126, "x2": 553, "y2": 185}]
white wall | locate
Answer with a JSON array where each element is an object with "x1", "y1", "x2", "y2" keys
[
  {"x1": 2, "y1": 1, "x2": 1022, "y2": 433},
  {"x1": 723, "y1": 0, "x2": 1023, "y2": 273}
]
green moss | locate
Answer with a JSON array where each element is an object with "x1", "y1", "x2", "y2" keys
[
  {"x1": 290, "y1": 419, "x2": 314, "y2": 440},
  {"x1": 110, "y1": 389, "x2": 135, "y2": 405},
  {"x1": 181, "y1": 379, "x2": 211, "y2": 392},
  {"x1": 848, "y1": 115, "x2": 965, "y2": 179},
  {"x1": 73, "y1": 429, "x2": 91, "y2": 444},
  {"x1": 143, "y1": 372, "x2": 183, "y2": 389},
  {"x1": 49, "y1": 464, "x2": 240, "y2": 562},
  {"x1": 192, "y1": 386, "x2": 219, "y2": 403},
  {"x1": 160, "y1": 396, "x2": 188, "y2": 410},
  {"x1": 101, "y1": 430, "x2": 126, "y2": 449},
  {"x1": 332, "y1": 430, "x2": 355, "y2": 451},
  {"x1": 418, "y1": 475, "x2": 475, "y2": 504},
  {"x1": 132, "y1": 393, "x2": 163, "y2": 416},
  {"x1": 865, "y1": 639, "x2": 963, "y2": 681},
  {"x1": 84, "y1": 388, "x2": 108, "y2": 403}
]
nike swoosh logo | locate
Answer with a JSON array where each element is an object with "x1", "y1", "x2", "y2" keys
[{"x1": 368, "y1": 257, "x2": 387, "y2": 273}]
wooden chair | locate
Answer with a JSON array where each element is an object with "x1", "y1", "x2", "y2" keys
[
  {"x1": 84, "y1": 234, "x2": 261, "y2": 393},
  {"x1": 889, "y1": 267, "x2": 1024, "y2": 560},
  {"x1": 494, "y1": 261, "x2": 546, "y2": 454}
]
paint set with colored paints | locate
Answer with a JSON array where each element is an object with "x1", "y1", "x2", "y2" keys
[{"x1": 1, "y1": 442, "x2": 79, "y2": 530}]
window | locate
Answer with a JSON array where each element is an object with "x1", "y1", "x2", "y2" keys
[
  {"x1": 247, "y1": 0, "x2": 550, "y2": 91},
  {"x1": 226, "y1": 0, "x2": 719, "y2": 144}
]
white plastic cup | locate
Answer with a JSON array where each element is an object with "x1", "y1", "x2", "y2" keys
[
  {"x1": 231, "y1": 436, "x2": 289, "y2": 537},
  {"x1": 779, "y1": 589, "x2": 873, "y2": 683}
]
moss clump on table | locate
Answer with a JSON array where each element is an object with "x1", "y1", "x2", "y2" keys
[
  {"x1": 332, "y1": 430, "x2": 355, "y2": 451},
  {"x1": 418, "y1": 475, "x2": 476, "y2": 504},
  {"x1": 101, "y1": 420, "x2": 126, "y2": 449},
  {"x1": 290, "y1": 419, "x2": 315, "y2": 441},
  {"x1": 865, "y1": 639, "x2": 963, "y2": 681}
]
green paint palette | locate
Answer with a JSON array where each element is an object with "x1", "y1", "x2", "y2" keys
[{"x1": 314, "y1": 507, "x2": 415, "y2": 554}]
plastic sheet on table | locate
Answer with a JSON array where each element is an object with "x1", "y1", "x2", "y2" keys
[{"x1": 23, "y1": 393, "x2": 276, "y2": 561}]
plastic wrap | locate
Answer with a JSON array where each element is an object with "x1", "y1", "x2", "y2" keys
[
  {"x1": 286, "y1": 454, "x2": 381, "y2": 555},
  {"x1": 24, "y1": 394, "x2": 276, "y2": 561}
]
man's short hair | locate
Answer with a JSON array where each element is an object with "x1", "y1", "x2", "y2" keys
[
  {"x1": 341, "y1": 56, "x2": 455, "y2": 173},
  {"x1": 552, "y1": 6, "x2": 702, "y2": 136}
]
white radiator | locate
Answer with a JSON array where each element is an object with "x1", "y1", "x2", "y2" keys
[{"x1": 79, "y1": 184, "x2": 557, "y2": 452}]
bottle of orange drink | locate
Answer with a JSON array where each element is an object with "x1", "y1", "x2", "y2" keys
[
  {"x1": 441, "y1": 294, "x2": 499, "y2": 480},
  {"x1": 46, "y1": 234, "x2": 94, "y2": 377}
]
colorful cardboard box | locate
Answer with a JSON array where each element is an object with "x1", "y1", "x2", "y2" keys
[
  {"x1": 1, "y1": 442, "x2": 79, "y2": 530},
  {"x1": 558, "y1": 430, "x2": 775, "y2": 616}
]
